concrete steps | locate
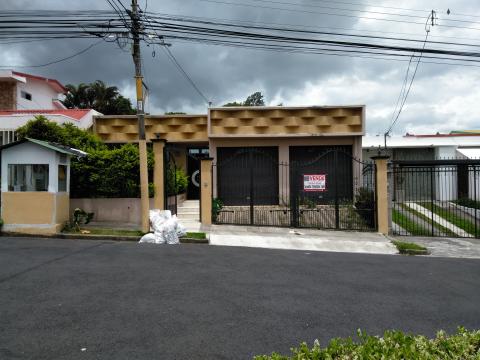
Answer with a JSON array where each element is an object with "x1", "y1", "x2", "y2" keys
[{"x1": 177, "y1": 200, "x2": 200, "y2": 222}]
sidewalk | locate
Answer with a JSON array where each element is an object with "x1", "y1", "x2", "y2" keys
[
  {"x1": 209, "y1": 225, "x2": 397, "y2": 255},
  {"x1": 392, "y1": 236, "x2": 480, "y2": 259}
]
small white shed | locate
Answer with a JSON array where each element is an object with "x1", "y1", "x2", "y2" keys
[{"x1": 0, "y1": 138, "x2": 85, "y2": 234}]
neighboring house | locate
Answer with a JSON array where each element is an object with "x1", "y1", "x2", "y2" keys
[
  {"x1": 363, "y1": 132, "x2": 480, "y2": 202},
  {"x1": 0, "y1": 70, "x2": 100, "y2": 144},
  {"x1": 363, "y1": 132, "x2": 480, "y2": 161}
]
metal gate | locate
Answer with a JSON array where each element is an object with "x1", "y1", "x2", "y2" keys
[
  {"x1": 164, "y1": 148, "x2": 178, "y2": 215},
  {"x1": 212, "y1": 147, "x2": 376, "y2": 231},
  {"x1": 392, "y1": 159, "x2": 480, "y2": 238}
]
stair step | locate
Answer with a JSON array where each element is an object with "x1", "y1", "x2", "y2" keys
[
  {"x1": 178, "y1": 206, "x2": 200, "y2": 210},
  {"x1": 177, "y1": 214, "x2": 200, "y2": 220}
]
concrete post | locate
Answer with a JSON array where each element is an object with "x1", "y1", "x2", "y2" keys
[
  {"x1": 200, "y1": 158, "x2": 213, "y2": 225},
  {"x1": 373, "y1": 155, "x2": 390, "y2": 235},
  {"x1": 152, "y1": 139, "x2": 166, "y2": 210}
]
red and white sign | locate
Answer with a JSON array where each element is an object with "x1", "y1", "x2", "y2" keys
[{"x1": 303, "y1": 174, "x2": 326, "y2": 192}]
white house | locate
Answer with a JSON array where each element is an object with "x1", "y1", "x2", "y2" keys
[
  {"x1": 0, "y1": 70, "x2": 100, "y2": 144},
  {"x1": 363, "y1": 132, "x2": 480, "y2": 202}
]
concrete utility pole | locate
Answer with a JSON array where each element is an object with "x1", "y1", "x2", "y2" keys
[{"x1": 129, "y1": 0, "x2": 150, "y2": 232}]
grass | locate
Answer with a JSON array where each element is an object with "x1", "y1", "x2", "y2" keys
[
  {"x1": 65, "y1": 228, "x2": 145, "y2": 237},
  {"x1": 184, "y1": 232, "x2": 207, "y2": 239},
  {"x1": 392, "y1": 240, "x2": 428, "y2": 255},
  {"x1": 392, "y1": 208, "x2": 428, "y2": 236},
  {"x1": 397, "y1": 204, "x2": 456, "y2": 237},
  {"x1": 421, "y1": 202, "x2": 476, "y2": 236}
]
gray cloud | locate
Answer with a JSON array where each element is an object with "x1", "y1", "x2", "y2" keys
[{"x1": 1, "y1": 0, "x2": 479, "y2": 135}]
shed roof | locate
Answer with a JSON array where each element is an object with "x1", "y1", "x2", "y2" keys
[{"x1": 0, "y1": 138, "x2": 86, "y2": 157}]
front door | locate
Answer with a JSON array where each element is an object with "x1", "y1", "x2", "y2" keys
[{"x1": 187, "y1": 147, "x2": 209, "y2": 199}]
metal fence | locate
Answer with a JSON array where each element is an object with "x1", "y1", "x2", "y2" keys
[
  {"x1": 212, "y1": 147, "x2": 376, "y2": 231},
  {"x1": 392, "y1": 159, "x2": 480, "y2": 238}
]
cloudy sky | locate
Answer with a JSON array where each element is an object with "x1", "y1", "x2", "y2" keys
[{"x1": 1, "y1": 0, "x2": 480, "y2": 136}]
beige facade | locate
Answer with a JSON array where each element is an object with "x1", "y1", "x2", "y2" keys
[
  {"x1": 94, "y1": 106, "x2": 365, "y2": 208},
  {"x1": 2, "y1": 192, "x2": 68, "y2": 234},
  {"x1": 94, "y1": 105, "x2": 364, "y2": 167}
]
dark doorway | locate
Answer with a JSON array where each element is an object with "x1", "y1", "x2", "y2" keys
[
  {"x1": 187, "y1": 147, "x2": 209, "y2": 199},
  {"x1": 216, "y1": 147, "x2": 279, "y2": 206}
]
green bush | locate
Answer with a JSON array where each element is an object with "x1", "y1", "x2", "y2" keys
[
  {"x1": 212, "y1": 198, "x2": 223, "y2": 222},
  {"x1": 255, "y1": 327, "x2": 480, "y2": 360},
  {"x1": 354, "y1": 187, "x2": 375, "y2": 228},
  {"x1": 17, "y1": 116, "x2": 155, "y2": 198},
  {"x1": 166, "y1": 167, "x2": 188, "y2": 196},
  {"x1": 455, "y1": 198, "x2": 480, "y2": 210}
]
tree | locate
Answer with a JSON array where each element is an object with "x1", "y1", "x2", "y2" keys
[
  {"x1": 62, "y1": 80, "x2": 136, "y2": 115},
  {"x1": 223, "y1": 91, "x2": 265, "y2": 107},
  {"x1": 16, "y1": 116, "x2": 154, "y2": 198},
  {"x1": 244, "y1": 92, "x2": 265, "y2": 106}
]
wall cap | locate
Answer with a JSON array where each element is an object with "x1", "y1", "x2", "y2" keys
[{"x1": 151, "y1": 138, "x2": 167, "y2": 143}]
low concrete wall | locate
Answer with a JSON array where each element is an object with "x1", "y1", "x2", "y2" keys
[
  {"x1": 71, "y1": 196, "x2": 186, "y2": 224},
  {"x1": 70, "y1": 198, "x2": 154, "y2": 225}
]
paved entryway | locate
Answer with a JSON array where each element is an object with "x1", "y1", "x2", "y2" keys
[{"x1": 209, "y1": 225, "x2": 397, "y2": 254}]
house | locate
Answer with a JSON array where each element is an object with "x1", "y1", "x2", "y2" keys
[
  {"x1": 0, "y1": 138, "x2": 86, "y2": 234},
  {"x1": 363, "y1": 132, "x2": 480, "y2": 202},
  {"x1": 363, "y1": 132, "x2": 480, "y2": 161},
  {"x1": 0, "y1": 70, "x2": 100, "y2": 144},
  {"x1": 92, "y1": 106, "x2": 373, "y2": 230}
]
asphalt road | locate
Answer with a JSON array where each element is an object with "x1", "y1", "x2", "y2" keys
[{"x1": 1, "y1": 237, "x2": 480, "y2": 360}]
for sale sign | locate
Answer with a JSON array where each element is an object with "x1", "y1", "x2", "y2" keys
[{"x1": 303, "y1": 174, "x2": 326, "y2": 192}]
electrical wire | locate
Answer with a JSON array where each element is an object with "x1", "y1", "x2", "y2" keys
[{"x1": 0, "y1": 39, "x2": 103, "y2": 68}]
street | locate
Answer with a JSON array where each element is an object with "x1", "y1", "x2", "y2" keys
[{"x1": 1, "y1": 237, "x2": 479, "y2": 359}]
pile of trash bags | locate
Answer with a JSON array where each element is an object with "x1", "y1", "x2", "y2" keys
[{"x1": 139, "y1": 210, "x2": 187, "y2": 245}]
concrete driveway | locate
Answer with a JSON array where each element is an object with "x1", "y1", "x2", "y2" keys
[
  {"x1": 1, "y1": 237, "x2": 480, "y2": 360},
  {"x1": 209, "y1": 225, "x2": 397, "y2": 254}
]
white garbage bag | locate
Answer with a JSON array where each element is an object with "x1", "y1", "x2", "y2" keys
[
  {"x1": 162, "y1": 217, "x2": 180, "y2": 245},
  {"x1": 139, "y1": 233, "x2": 156, "y2": 244},
  {"x1": 140, "y1": 209, "x2": 184, "y2": 245}
]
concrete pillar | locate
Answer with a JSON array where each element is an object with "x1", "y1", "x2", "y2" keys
[
  {"x1": 200, "y1": 158, "x2": 213, "y2": 225},
  {"x1": 152, "y1": 139, "x2": 166, "y2": 210},
  {"x1": 139, "y1": 139, "x2": 150, "y2": 232},
  {"x1": 373, "y1": 155, "x2": 390, "y2": 235}
]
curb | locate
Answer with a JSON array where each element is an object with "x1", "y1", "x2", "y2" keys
[{"x1": 1, "y1": 232, "x2": 209, "y2": 244}]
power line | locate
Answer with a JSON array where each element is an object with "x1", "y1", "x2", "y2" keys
[
  {"x1": 0, "y1": 39, "x2": 103, "y2": 68},
  {"x1": 197, "y1": 0, "x2": 480, "y2": 31},
  {"x1": 385, "y1": 13, "x2": 433, "y2": 139},
  {"x1": 161, "y1": 46, "x2": 210, "y2": 104}
]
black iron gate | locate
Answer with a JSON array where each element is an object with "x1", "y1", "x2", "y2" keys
[
  {"x1": 212, "y1": 147, "x2": 376, "y2": 231},
  {"x1": 164, "y1": 148, "x2": 178, "y2": 215},
  {"x1": 392, "y1": 159, "x2": 480, "y2": 238}
]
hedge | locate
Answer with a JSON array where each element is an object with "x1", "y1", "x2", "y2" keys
[{"x1": 255, "y1": 328, "x2": 480, "y2": 360}]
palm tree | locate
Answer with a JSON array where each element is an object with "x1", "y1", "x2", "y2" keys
[{"x1": 62, "y1": 80, "x2": 135, "y2": 115}]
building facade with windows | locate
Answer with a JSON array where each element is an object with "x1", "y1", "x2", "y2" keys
[
  {"x1": 0, "y1": 138, "x2": 85, "y2": 234},
  {"x1": 0, "y1": 70, "x2": 100, "y2": 144}
]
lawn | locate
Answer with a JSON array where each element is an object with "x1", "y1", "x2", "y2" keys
[{"x1": 421, "y1": 202, "x2": 476, "y2": 237}]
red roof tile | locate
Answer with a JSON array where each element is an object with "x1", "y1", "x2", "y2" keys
[{"x1": 0, "y1": 109, "x2": 91, "y2": 121}]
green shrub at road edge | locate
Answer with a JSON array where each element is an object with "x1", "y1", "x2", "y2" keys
[{"x1": 254, "y1": 327, "x2": 480, "y2": 360}]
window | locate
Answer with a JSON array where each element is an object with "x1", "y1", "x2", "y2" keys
[
  {"x1": 58, "y1": 165, "x2": 67, "y2": 192},
  {"x1": 20, "y1": 91, "x2": 32, "y2": 101},
  {"x1": 8, "y1": 164, "x2": 49, "y2": 192}
]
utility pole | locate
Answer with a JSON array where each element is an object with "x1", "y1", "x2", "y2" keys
[{"x1": 129, "y1": 0, "x2": 149, "y2": 232}]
